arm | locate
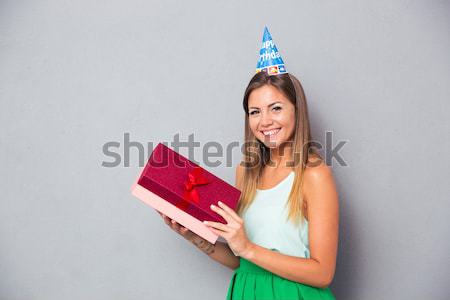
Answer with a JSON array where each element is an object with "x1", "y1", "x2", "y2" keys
[
  {"x1": 204, "y1": 241, "x2": 239, "y2": 270},
  {"x1": 240, "y1": 162, "x2": 339, "y2": 288}
]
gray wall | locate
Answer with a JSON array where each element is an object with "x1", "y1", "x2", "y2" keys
[{"x1": 1, "y1": 1, "x2": 449, "y2": 299}]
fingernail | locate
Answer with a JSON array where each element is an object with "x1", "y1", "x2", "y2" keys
[
  {"x1": 218, "y1": 201, "x2": 223, "y2": 206},
  {"x1": 203, "y1": 221, "x2": 208, "y2": 224},
  {"x1": 210, "y1": 204, "x2": 215, "y2": 209}
]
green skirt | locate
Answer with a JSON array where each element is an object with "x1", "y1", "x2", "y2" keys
[{"x1": 226, "y1": 258, "x2": 336, "y2": 300}]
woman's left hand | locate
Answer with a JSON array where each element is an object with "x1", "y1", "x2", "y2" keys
[{"x1": 203, "y1": 201, "x2": 254, "y2": 258}]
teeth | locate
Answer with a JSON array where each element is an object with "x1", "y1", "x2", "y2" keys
[{"x1": 262, "y1": 129, "x2": 280, "y2": 136}]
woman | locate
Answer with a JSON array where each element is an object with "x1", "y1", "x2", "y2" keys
[{"x1": 160, "y1": 70, "x2": 339, "y2": 299}]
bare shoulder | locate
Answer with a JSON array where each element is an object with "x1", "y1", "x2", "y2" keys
[
  {"x1": 305, "y1": 158, "x2": 333, "y2": 180},
  {"x1": 303, "y1": 155, "x2": 335, "y2": 195}
]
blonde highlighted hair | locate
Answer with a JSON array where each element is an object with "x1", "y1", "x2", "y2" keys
[{"x1": 236, "y1": 71, "x2": 321, "y2": 227}]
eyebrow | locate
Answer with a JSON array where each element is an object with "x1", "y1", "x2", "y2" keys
[{"x1": 249, "y1": 102, "x2": 281, "y2": 110}]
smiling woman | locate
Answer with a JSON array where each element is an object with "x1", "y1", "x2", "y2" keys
[
  {"x1": 214, "y1": 70, "x2": 338, "y2": 300},
  {"x1": 158, "y1": 27, "x2": 338, "y2": 300}
]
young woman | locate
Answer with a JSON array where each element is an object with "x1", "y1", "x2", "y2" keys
[{"x1": 160, "y1": 71, "x2": 338, "y2": 299}]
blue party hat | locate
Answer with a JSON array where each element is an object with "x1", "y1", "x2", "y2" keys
[{"x1": 256, "y1": 26, "x2": 287, "y2": 75}]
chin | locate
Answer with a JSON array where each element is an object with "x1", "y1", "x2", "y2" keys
[
  {"x1": 258, "y1": 136, "x2": 285, "y2": 149},
  {"x1": 262, "y1": 141, "x2": 279, "y2": 149}
]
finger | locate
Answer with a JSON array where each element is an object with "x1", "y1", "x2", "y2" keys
[
  {"x1": 204, "y1": 220, "x2": 230, "y2": 232},
  {"x1": 217, "y1": 201, "x2": 242, "y2": 223},
  {"x1": 208, "y1": 227, "x2": 225, "y2": 238},
  {"x1": 180, "y1": 226, "x2": 192, "y2": 236},
  {"x1": 162, "y1": 216, "x2": 171, "y2": 225},
  {"x1": 210, "y1": 204, "x2": 234, "y2": 225},
  {"x1": 171, "y1": 219, "x2": 181, "y2": 231},
  {"x1": 180, "y1": 226, "x2": 190, "y2": 237},
  {"x1": 158, "y1": 211, "x2": 168, "y2": 220}
]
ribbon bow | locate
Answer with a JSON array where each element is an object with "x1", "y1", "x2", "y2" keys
[{"x1": 178, "y1": 166, "x2": 210, "y2": 210}]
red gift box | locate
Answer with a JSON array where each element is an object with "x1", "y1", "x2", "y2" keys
[{"x1": 135, "y1": 142, "x2": 241, "y2": 225}]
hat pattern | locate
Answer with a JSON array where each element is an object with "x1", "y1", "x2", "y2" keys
[{"x1": 256, "y1": 26, "x2": 287, "y2": 76}]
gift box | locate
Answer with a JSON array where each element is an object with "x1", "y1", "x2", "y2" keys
[{"x1": 131, "y1": 142, "x2": 241, "y2": 244}]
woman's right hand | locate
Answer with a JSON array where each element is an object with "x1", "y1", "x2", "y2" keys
[{"x1": 157, "y1": 211, "x2": 215, "y2": 254}]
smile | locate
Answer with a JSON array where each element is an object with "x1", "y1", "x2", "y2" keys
[{"x1": 260, "y1": 128, "x2": 281, "y2": 136}]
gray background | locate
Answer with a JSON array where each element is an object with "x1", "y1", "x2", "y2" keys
[{"x1": 1, "y1": 0, "x2": 449, "y2": 299}]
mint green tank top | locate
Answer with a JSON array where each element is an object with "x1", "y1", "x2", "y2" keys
[{"x1": 241, "y1": 171, "x2": 310, "y2": 258}]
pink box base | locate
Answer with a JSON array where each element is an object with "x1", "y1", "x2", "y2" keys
[{"x1": 131, "y1": 182, "x2": 219, "y2": 244}]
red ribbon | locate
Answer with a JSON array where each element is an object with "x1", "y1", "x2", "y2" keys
[{"x1": 177, "y1": 166, "x2": 210, "y2": 210}]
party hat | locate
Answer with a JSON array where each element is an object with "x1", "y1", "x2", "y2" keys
[{"x1": 256, "y1": 26, "x2": 287, "y2": 75}]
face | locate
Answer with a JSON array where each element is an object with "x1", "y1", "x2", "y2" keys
[{"x1": 247, "y1": 84, "x2": 296, "y2": 149}]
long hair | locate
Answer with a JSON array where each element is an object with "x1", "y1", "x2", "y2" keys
[{"x1": 236, "y1": 71, "x2": 321, "y2": 227}]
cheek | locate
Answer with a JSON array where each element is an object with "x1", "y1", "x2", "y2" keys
[
  {"x1": 285, "y1": 122, "x2": 295, "y2": 137},
  {"x1": 275, "y1": 112, "x2": 293, "y2": 126},
  {"x1": 279, "y1": 112, "x2": 295, "y2": 135}
]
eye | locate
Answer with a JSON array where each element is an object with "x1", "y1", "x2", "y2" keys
[
  {"x1": 272, "y1": 106, "x2": 282, "y2": 111},
  {"x1": 249, "y1": 110, "x2": 259, "y2": 115}
]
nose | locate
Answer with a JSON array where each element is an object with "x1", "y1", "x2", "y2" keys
[{"x1": 259, "y1": 110, "x2": 273, "y2": 128}]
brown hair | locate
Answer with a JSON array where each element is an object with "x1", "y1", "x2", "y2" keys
[{"x1": 236, "y1": 71, "x2": 321, "y2": 227}]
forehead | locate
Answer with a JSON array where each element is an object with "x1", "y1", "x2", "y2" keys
[{"x1": 248, "y1": 85, "x2": 289, "y2": 107}]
